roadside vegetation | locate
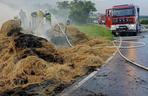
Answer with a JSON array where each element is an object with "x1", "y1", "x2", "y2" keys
[
  {"x1": 57, "y1": 0, "x2": 96, "y2": 23},
  {"x1": 140, "y1": 19, "x2": 148, "y2": 25},
  {"x1": 75, "y1": 24, "x2": 113, "y2": 40},
  {"x1": 57, "y1": 0, "x2": 113, "y2": 39}
]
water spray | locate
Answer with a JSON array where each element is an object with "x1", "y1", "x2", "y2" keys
[{"x1": 51, "y1": 14, "x2": 73, "y2": 47}]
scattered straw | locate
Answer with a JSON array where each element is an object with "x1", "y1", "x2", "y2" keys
[{"x1": 0, "y1": 20, "x2": 115, "y2": 95}]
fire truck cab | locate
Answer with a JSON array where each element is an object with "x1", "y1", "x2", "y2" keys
[{"x1": 106, "y1": 4, "x2": 140, "y2": 36}]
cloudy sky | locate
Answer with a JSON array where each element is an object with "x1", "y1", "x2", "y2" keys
[
  {"x1": 0, "y1": 0, "x2": 148, "y2": 15},
  {"x1": 94, "y1": 0, "x2": 148, "y2": 15},
  {"x1": 1, "y1": 0, "x2": 147, "y2": 27}
]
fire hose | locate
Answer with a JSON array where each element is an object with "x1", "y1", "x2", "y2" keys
[
  {"x1": 52, "y1": 15, "x2": 73, "y2": 47},
  {"x1": 115, "y1": 37, "x2": 148, "y2": 71},
  {"x1": 52, "y1": 14, "x2": 148, "y2": 71}
]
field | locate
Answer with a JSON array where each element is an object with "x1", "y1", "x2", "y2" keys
[{"x1": 75, "y1": 24, "x2": 113, "y2": 40}]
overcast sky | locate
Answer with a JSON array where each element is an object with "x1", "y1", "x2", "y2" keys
[
  {"x1": 1, "y1": 0, "x2": 148, "y2": 27},
  {"x1": 0, "y1": 0, "x2": 148, "y2": 15},
  {"x1": 94, "y1": 0, "x2": 148, "y2": 15}
]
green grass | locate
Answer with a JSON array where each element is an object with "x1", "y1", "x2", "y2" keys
[
  {"x1": 75, "y1": 24, "x2": 113, "y2": 40},
  {"x1": 140, "y1": 19, "x2": 148, "y2": 25}
]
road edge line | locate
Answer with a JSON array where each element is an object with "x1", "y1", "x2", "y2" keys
[{"x1": 59, "y1": 49, "x2": 118, "y2": 96}]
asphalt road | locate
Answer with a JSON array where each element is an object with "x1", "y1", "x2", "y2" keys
[
  {"x1": 59, "y1": 32, "x2": 148, "y2": 96},
  {"x1": 136, "y1": 33, "x2": 148, "y2": 68}
]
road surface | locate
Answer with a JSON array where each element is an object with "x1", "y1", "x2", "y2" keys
[{"x1": 59, "y1": 32, "x2": 148, "y2": 96}]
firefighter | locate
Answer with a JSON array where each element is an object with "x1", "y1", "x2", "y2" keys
[
  {"x1": 19, "y1": 9, "x2": 27, "y2": 29},
  {"x1": 44, "y1": 11, "x2": 52, "y2": 25},
  {"x1": 31, "y1": 11, "x2": 38, "y2": 31},
  {"x1": 37, "y1": 10, "x2": 44, "y2": 23},
  {"x1": 66, "y1": 19, "x2": 70, "y2": 25},
  {"x1": 37, "y1": 10, "x2": 44, "y2": 17}
]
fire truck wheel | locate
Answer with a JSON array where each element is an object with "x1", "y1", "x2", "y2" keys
[
  {"x1": 133, "y1": 32, "x2": 138, "y2": 36},
  {"x1": 112, "y1": 31, "x2": 118, "y2": 37},
  {"x1": 128, "y1": 32, "x2": 137, "y2": 36}
]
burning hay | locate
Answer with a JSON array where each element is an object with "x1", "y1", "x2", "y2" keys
[
  {"x1": 0, "y1": 20, "x2": 64, "y2": 95},
  {"x1": 65, "y1": 26, "x2": 89, "y2": 45},
  {"x1": 0, "y1": 20, "x2": 115, "y2": 95}
]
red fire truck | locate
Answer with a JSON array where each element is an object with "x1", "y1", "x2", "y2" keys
[{"x1": 106, "y1": 4, "x2": 140, "y2": 36}]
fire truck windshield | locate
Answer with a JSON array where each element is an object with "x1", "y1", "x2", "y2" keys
[{"x1": 113, "y1": 8, "x2": 135, "y2": 17}]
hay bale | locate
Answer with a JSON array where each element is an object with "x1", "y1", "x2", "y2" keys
[
  {"x1": 0, "y1": 20, "x2": 115, "y2": 95},
  {"x1": 0, "y1": 20, "x2": 21, "y2": 37},
  {"x1": 0, "y1": 20, "x2": 64, "y2": 93},
  {"x1": 14, "y1": 34, "x2": 45, "y2": 48},
  {"x1": 66, "y1": 26, "x2": 89, "y2": 45},
  {"x1": 86, "y1": 39, "x2": 111, "y2": 47}
]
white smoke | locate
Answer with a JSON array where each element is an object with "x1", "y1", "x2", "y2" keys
[
  {"x1": 0, "y1": 3, "x2": 18, "y2": 28},
  {"x1": 0, "y1": 0, "x2": 70, "y2": 46}
]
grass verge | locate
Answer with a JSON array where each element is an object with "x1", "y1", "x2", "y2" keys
[{"x1": 75, "y1": 24, "x2": 113, "y2": 40}]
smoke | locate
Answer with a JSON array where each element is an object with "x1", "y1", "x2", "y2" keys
[
  {"x1": 0, "y1": 3, "x2": 18, "y2": 28},
  {"x1": 0, "y1": 0, "x2": 56, "y2": 10},
  {"x1": 0, "y1": 0, "x2": 70, "y2": 45},
  {"x1": 0, "y1": 0, "x2": 70, "y2": 24}
]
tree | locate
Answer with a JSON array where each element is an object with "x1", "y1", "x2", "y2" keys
[
  {"x1": 57, "y1": 0, "x2": 97, "y2": 24},
  {"x1": 57, "y1": 1, "x2": 70, "y2": 9},
  {"x1": 141, "y1": 19, "x2": 148, "y2": 25}
]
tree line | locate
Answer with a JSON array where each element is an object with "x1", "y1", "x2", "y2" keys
[{"x1": 56, "y1": 0, "x2": 97, "y2": 24}]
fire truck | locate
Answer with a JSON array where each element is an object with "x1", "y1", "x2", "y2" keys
[{"x1": 106, "y1": 4, "x2": 140, "y2": 36}]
